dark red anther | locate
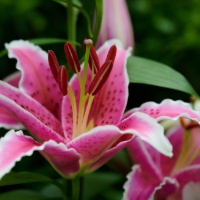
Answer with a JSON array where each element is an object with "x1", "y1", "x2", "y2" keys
[
  {"x1": 105, "y1": 45, "x2": 117, "y2": 63},
  {"x1": 83, "y1": 39, "x2": 100, "y2": 74},
  {"x1": 88, "y1": 61, "x2": 113, "y2": 95},
  {"x1": 57, "y1": 65, "x2": 68, "y2": 96},
  {"x1": 64, "y1": 42, "x2": 80, "y2": 74},
  {"x1": 48, "y1": 50, "x2": 60, "y2": 82}
]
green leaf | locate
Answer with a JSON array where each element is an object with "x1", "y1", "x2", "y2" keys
[
  {"x1": 83, "y1": 172, "x2": 122, "y2": 200},
  {"x1": 0, "y1": 189, "x2": 44, "y2": 200},
  {"x1": 93, "y1": 0, "x2": 103, "y2": 46},
  {"x1": 0, "y1": 171, "x2": 53, "y2": 186},
  {"x1": 127, "y1": 56, "x2": 199, "y2": 98},
  {"x1": 29, "y1": 38, "x2": 80, "y2": 46},
  {"x1": 0, "y1": 189, "x2": 62, "y2": 200},
  {"x1": 0, "y1": 38, "x2": 81, "y2": 58}
]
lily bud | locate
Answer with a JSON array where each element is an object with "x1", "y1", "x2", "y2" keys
[
  {"x1": 64, "y1": 42, "x2": 81, "y2": 74},
  {"x1": 89, "y1": 60, "x2": 113, "y2": 95},
  {"x1": 83, "y1": 39, "x2": 100, "y2": 74},
  {"x1": 57, "y1": 65, "x2": 68, "y2": 96},
  {"x1": 95, "y1": 0, "x2": 134, "y2": 50}
]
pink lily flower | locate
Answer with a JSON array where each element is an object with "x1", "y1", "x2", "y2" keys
[
  {"x1": 0, "y1": 39, "x2": 199, "y2": 180},
  {"x1": 95, "y1": 0, "x2": 134, "y2": 50},
  {"x1": 123, "y1": 117, "x2": 200, "y2": 200}
]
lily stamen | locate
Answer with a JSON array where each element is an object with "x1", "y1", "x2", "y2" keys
[{"x1": 48, "y1": 39, "x2": 117, "y2": 139}]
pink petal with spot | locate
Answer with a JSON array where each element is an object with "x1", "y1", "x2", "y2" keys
[
  {"x1": 0, "y1": 81, "x2": 65, "y2": 143},
  {"x1": 67, "y1": 125, "x2": 132, "y2": 165},
  {"x1": 127, "y1": 137, "x2": 162, "y2": 181},
  {"x1": 123, "y1": 99, "x2": 200, "y2": 123},
  {"x1": 5, "y1": 40, "x2": 63, "y2": 120},
  {"x1": 122, "y1": 165, "x2": 161, "y2": 200},
  {"x1": 171, "y1": 165, "x2": 200, "y2": 199},
  {"x1": 0, "y1": 130, "x2": 80, "y2": 179},
  {"x1": 160, "y1": 126, "x2": 183, "y2": 176},
  {"x1": 0, "y1": 72, "x2": 23, "y2": 129},
  {"x1": 118, "y1": 112, "x2": 172, "y2": 156},
  {"x1": 87, "y1": 133, "x2": 134, "y2": 172},
  {"x1": 88, "y1": 40, "x2": 131, "y2": 127}
]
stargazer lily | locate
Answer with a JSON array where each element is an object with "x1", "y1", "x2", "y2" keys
[
  {"x1": 123, "y1": 116, "x2": 200, "y2": 200},
  {"x1": 0, "y1": 39, "x2": 200, "y2": 179}
]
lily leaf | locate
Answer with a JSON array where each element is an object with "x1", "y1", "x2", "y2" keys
[
  {"x1": 0, "y1": 189, "x2": 62, "y2": 200},
  {"x1": 0, "y1": 171, "x2": 53, "y2": 186},
  {"x1": 0, "y1": 38, "x2": 81, "y2": 58},
  {"x1": 127, "y1": 56, "x2": 199, "y2": 98},
  {"x1": 83, "y1": 172, "x2": 122, "y2": 200}
]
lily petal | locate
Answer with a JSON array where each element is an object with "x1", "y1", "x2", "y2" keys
[
  {"x1": 86, "y1": 131, "x2": 134, "y2": 172},
  {"x1": 153, "y1": 177, "x2": 179, "y2": 200},
  {"x1": 123, "y1": 99, "x2": 200, "y2": 123},
  {"x1": 160, "y1": 126, "x2": 183, "y2": 176},
  {"x1": 0, "y1": 72, "x2": 23, "y2": 129},
  {"x1": 3, "y1": 71, "x2": 21, "y2": 87},
  {"x1": 118, "y1": 112, "x2": 173, "y2": 157},
  {"x1": 122, "y1": 165, "x2": 161, "y2": 200},
  {"x1": 0, "y1": 81, "x2": 65, "y2": 143},
  {"x1": 171, "y1": 165, "x2": 200, "y2": 198},
  {"x1": 5, "y1": 40, "x2": 63, "y2": 120},
  {"x1": 66, "y1": 125, "x2": 133, "y2": 165},
  {"x1": 182, "y1": 182, "x2": 200, "y2": 200},
  {"x1": 128, "y1": 137, "x2": 163, "y2": 181},
  {"x1": 88, "y1": 40, "x2": 131, "y2": 127},
  {"x1": 0, "y1": 130, "x2": 80, "y2": 179}
]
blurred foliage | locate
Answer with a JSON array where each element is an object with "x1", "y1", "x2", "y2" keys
[{"x1": 0, "y1": 0, "x2": 200, "y2": 199}]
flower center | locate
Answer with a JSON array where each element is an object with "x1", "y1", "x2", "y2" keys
[
  {"x1": 48, "y1": 39, "x2": 117, "y2": 139},
  {"x1": 171, "y1": 118, "x2": 200, "y2": 174}
]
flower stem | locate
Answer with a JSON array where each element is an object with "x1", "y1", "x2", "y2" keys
[
  {"x1": 67, "y1": 0, "x2": 77, "y2": 50},
  {"x1": 72, "y1": 177, "x2": 80, "y2": 200},
  {"x1": 93, "y1": 0, "x2": 103, "y2": 46}
]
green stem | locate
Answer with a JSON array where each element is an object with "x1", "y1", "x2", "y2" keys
[
  {"x1": 93, "y1": 0, "x2": 103, "y2": 46},
  {"x1": 72, "y1": 177, "x2": 80, "y2": 200},
  {"x1": 55, "y1": 0, "x2": 93, "y2": 38},
  {"x1": 67, "y1": 0, "x2": 77, "y2": 50}
]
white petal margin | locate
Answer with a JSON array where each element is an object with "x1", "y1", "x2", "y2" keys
[
  {"x1": 0, "y1": 130, "x2": 80, "y2": 179},
  {"x1": 149, "y1": 177, "x2": 179, "y2": 200},
  {"x1": 123, "y1": 99, "x2": 200, "y2": 124},
  {"x1": 182, "y1": 182, "x2": 200, "y2": 200},
  {"x1": 118, "y1": 112, "x2": 173, "y2": 157},
  {"x1": 122, "y1": 165, "x2": 140, "y2": 200}
]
